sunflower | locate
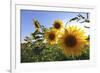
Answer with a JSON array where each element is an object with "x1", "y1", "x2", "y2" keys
[
  {"x1": 44, "y1": 29, "x2": 58, "y2": 45},
  {"x1": 33, "y1": 19, "x2": 40, "y2": 32},
  {"x1": 53, "y1": 20, "x2": 64, "y2": 31},
  {"x1": 58, "y1": 26, "x2": 88, "y2": 57}
]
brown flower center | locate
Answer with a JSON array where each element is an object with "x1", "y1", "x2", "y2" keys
[
  {"x1": 54, "y1": 23, "x2": 61, "y2": 29},
  {"x1": 64, "y1": 35, "x2": 77, "y2": 47},
  {"x1": 48, "y1": 33, "x2": 55, "y2": 40}
]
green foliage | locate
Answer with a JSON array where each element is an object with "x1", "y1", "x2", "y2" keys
[{"x1": 21, "y1": 41, "x2": 89, "y2": 63}]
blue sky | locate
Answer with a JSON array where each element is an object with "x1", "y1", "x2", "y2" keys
[{"x1": 20, "y1": 10, "x2": 88, "y2": 41}]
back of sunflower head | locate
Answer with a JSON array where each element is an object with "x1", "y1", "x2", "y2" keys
[{"x1": 33, "y1": 18, "x2": 41, "y2": 32}]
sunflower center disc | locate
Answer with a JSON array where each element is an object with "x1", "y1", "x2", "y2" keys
[
  {"x1": 49, "y1": 33, "x2": 55, "y2": 40},
  {"x1": 54, "y1": 23, "x2": 60, "y2": 29},
  {"x1": 65, "y1": 35, "x2": 77, "y2": 47}
]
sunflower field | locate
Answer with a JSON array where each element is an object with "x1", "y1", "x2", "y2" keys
[{"x1": 21, "y1": 14, "x2": 90, "y2": 63}]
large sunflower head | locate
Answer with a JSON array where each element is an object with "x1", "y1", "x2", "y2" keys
[
  {"x1": 53, "y1": 20, "x2": 64, "y2": 30},
  {"x1": 58, "y1": 26, "x2": 88, "y2": 57},
  {"x1": 44, "y1": 29, "x2": 58, "y2": 45}
]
